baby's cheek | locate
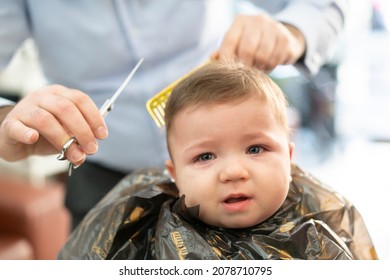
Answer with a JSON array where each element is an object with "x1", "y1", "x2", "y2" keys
[
  {"x1": 176, "y1": 178, "x2": 204, "y2": 208},
  {"x1": 183, "y1": 195, "x2": 198, "y2": 208},
  {"x1": 185, "y1": 192, "x2": 205, "y2": 210}
]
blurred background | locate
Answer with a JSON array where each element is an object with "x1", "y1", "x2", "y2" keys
[
  {"x1": 0, "y1": 0, "x2": 389, "y2": 260},
  {"x1": 277, "y1": 0, "x2": 390, "y2": 260}
]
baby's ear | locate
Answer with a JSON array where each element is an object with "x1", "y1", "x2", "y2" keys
[
  {"x1": 288, "y1": 142, "x2": 295, "y2": 161},
  {"x1": 165, "y1": 159, "x2": 176, "y2": 181},
  {"x1": 288, "y1": 142, "x2": 295, "y2": 183}
]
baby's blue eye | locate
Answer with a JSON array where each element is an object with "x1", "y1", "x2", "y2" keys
[
  {"x1": 248, "y1": 145, "x2": 263, "y2": 154},
  {"x1": 197, "y1": 153, "x2": 214, "y2": 161}
]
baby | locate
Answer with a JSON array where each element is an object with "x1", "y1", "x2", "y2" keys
[
  {"x1": 59, "y1": 61, "x2": 377, "y2": 260},
  {"x1": 164, "y1": 61, "x2": 293, "y2": 229}
]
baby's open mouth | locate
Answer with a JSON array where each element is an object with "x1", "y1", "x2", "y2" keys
[
  {"x1": 222, "y1": 195, "x2": 251, "y2": 212},
  {"x1": 224, "y1": 196, "x2": 248, "y2": 203}
]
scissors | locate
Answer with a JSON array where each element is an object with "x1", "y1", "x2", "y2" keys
[{"x1": 57, "y1": 58, "x2": 144, "y2": 176}]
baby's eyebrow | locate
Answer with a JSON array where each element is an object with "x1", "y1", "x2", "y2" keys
[{"x1": 182, "y1": 139, "x2": 216, "y2": 153}]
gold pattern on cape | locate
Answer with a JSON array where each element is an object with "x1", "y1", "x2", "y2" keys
[
  {"x1": 170, "y1": 231, "x2": 188, "y2": 260},
  {"x1": 279, "y1": 221, "x2": 295, "y2": 233},
  {"x1": 129, "y1": 206, "x2": 144, "y2": 222}
]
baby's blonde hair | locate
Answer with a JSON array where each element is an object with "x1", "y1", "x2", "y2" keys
[{"x1": 165, "y1": 60, "x2": 289, "y2": 138}]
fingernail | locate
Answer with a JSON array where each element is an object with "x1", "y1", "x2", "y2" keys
[
  {"x1": 25, "y1": 130, "x2": 35, "y2": 142},
  {"x1": 96, "y1": 126, "x2": 108, "y2": 139},
  {"x1": 86, "y1": 141, "x2": 98, "y2": 154},
  {"x1": 70, "y1": 149, "x2": 85, "y2": 163}
]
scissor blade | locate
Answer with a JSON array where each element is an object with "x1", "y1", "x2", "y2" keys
[
  {"x1": 100, "y1": 58, "x2": 144, "y2": 115},
  {"x1": 68, "y1": 58, "x2": 144, "y2": 176}
]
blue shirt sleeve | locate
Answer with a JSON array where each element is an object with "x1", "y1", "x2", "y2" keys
[{"x1": 0, "y1": 0, "x2": 31, "y2": 70}]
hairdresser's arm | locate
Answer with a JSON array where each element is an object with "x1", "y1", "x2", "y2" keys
[
  {"x1": 216, "y1": 0, "x2": 348, "y2": 76},
  {"x1": 274, "y1": 0, "x2": 348, "y2": 75},
  {"x1": 0, "y1": 86, "x2": 108, "y2": 165}
]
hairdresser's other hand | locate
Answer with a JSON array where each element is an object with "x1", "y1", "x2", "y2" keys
[
  {"x1": 0, "y1": 85, "x2": 108, "y2": 166},
  {"x1": 213, "y1": 14, "x2": 306, "y2": 72}
]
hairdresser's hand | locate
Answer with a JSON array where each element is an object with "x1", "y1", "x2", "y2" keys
[
  {"x1": 0, "y1": 85, "x2": 108, "y2": 166},
  {"x1": 213, "y1": 14, "x2": 306, "y2": 72}
]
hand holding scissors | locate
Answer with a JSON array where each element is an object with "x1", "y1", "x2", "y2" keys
[{"x1": 57, "y1": 58, "x2": 144, "y2": 175}]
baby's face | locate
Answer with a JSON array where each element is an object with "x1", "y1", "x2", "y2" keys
[{"x1": 165, "y1": 96, "x2": 293, "y2": 228}]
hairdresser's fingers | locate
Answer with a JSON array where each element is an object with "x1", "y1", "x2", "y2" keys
[
  {"x1": 56, "y1": 86, "x2": 108, "y2": 141},
  {"x1": 35, "y1": 86, "x2": 105, "y2": 156},
  {"x1": 0, "y1": 115, "x2": 86, "y2": 167},
  {"x1": 215, "y1": 14, "x2": 305, "y2": 72},
  {"x1": 217, "y1": 15, "x2": 245, "y2": 61},
  {"x1": 0, "y1": 115, "x2": 40, "y2": 161},
  {"x1": 0, "y1": 84, "x2": 107, "y2": 165},
  {"x1": 217, "y1": 14, "x2": 284, "y2": 69},
  {"x1": 24, "y1": 85, "x2": 106, "y2": 163},
  {"x1": 266, "y1": 24, "x2": 306, "y2": 69},
  {"x1": 234, "y1": 16, "x2": 264, "y2": 66},
  {"x1": 252, "y1": 21, "x2": 283, "y2": 71},
  {"x1": 18, "y1": 104, "x2": 87, "y2": 165},
  {"x1": 261, "y1": 31, "x2": 293, "y2": 72}
]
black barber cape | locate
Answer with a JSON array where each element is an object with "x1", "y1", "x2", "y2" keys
[{"x1": 58, "y1": 165, "x2": 378, "y2": 260}]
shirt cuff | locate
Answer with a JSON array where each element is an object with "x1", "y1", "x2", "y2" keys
[{"x1": 274, "y1": 2, "x2": 344, "y2": 76}]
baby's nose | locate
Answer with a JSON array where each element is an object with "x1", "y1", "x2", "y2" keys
[{"x1": 219, "y1": 158, "x2": 249, "y2": 182}]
